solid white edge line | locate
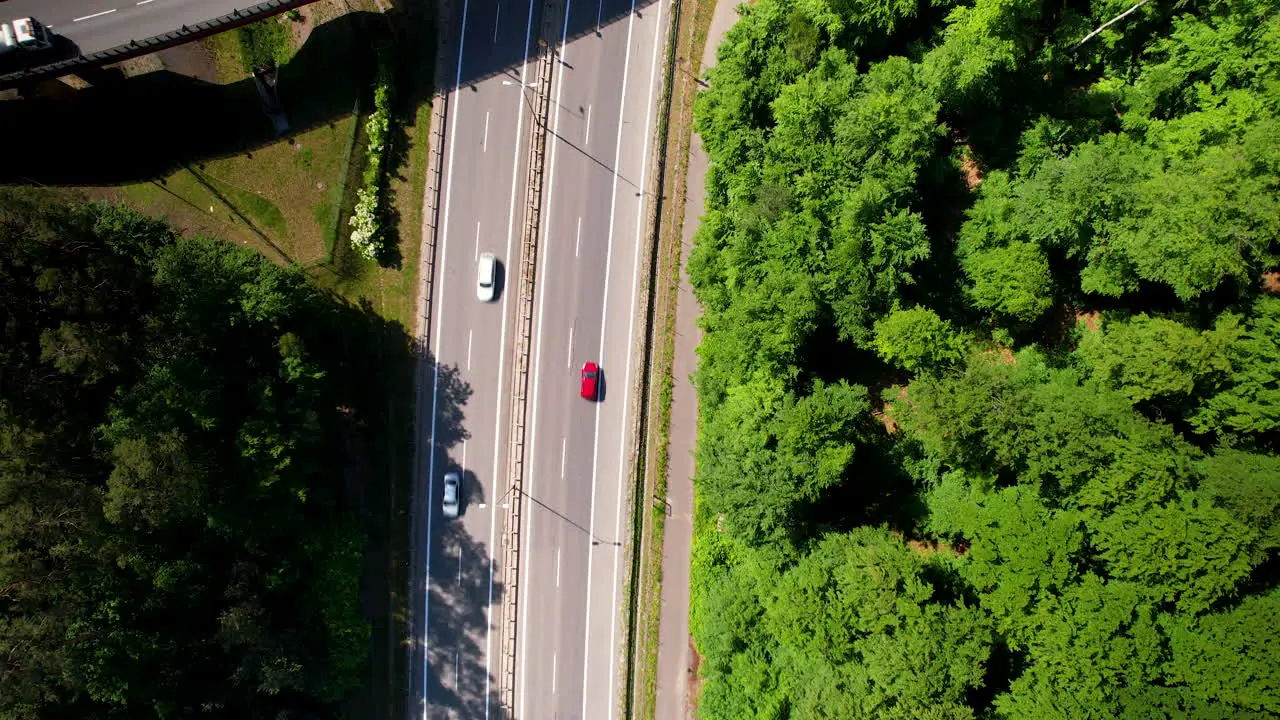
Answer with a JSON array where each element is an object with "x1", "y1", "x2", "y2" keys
[
  {"x1": 490, "y1": 0, "x2": 538, "y2": 715},
  {"x1": 517, "y1": 2, "x2": 574, "y2": 716},
  {"x1": 73, "y1": 8, "x2": 117, "y2": 22},
  {"x1": 584, "y1": 4, "x2": 640, "y2": 719},
  {"x1": 422, "y1": 0, "x2": 472, "y2": 713},
  {"x1": 605, "y1": 3, "x2": 668, "y2": 714}
]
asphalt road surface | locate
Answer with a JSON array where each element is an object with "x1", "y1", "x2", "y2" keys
[
  {"x1": 411, "y1": 0, "x2": 538, "y2": 717},
  {"x1": 414, "y1": 0, "x2": 668, "y2": 715},
  {"x1": 0, "y1": 0, "x2": 286, "y2": 57},
  {"x1": 515, "y1": 0, "x2": 666, "y2": 716}
]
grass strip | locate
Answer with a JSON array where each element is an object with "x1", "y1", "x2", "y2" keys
[
  {"x1": 196, "y1": 169, "x2": 289, "y2": 238},
  {"x1": 326, "y1": 96, "x2": 364, "y2": 264}
]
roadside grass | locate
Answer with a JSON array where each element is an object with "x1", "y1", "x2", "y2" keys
[
  {"x1": 86, "y1": 0, "x2": 368, "y2": 271},
  {"x1": 88, "y1": 0, "x2": 435, "y2": 329},
  {"x1": 196, "y1": 170, "x2": 288, "y2": 237},
  {"x1": 108, "y1": 115, "x2": 355, "y2": 267},
  {"x1": 205, "y1": 30, "x2": 248, "y2": 84},
  {"x1": 630, "y1": 0, "x2": 720, "y2": 715}
]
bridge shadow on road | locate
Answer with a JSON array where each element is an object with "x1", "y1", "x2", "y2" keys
[
  {"x1": 427, "y1": 0, "x2": 662, "y2": 92},
  {"x1": 0, "y1": 0, "x2": 664, "y2": 189},
  {"x1": 0, "y1": 11, "x2": 381, "y2": 188}
]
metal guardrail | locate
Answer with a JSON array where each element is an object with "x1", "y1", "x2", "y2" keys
[
  {"x1": 496, "y1": 1, "x2": 561, "y2": 714},
  {"x1": 0, "y1": 0, "x2": 323, "y2": 87}
]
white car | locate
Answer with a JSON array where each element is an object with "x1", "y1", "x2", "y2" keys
[
  {"x1": 12, "y1": 18, "x2": 52, "y2": 50},
  {"x1": 477, "y1": 252, "x2": 497, "y2": 302},
  {"x1": 442, "y1": 471, "x2": 460, "y2": 519}
]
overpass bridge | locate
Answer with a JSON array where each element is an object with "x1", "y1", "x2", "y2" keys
[{"x1": 0, "y1": 0, "x2": 321, "y2": 88}]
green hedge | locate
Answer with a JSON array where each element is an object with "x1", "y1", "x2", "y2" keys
[{"x1": 349, "y1": 44, "x2": 395, "y2": 262}]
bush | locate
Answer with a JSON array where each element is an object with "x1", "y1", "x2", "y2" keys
[
  {"x1": 348, "y1": 45, "x2": 396, "y2": 262},
  {"x1": 236, "y1": 17, "x2": 292, "y2": 73}
]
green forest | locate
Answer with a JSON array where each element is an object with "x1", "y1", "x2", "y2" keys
[
  {"x1": 688, "y1": 0, "x2": 1280, "y2": 715},
  {"x1": 0, "y1": 190, "x2": 400, "y2": 718}
]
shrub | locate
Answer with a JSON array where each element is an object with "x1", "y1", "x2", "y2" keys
[
  {"x1": 347, "y1": 45, "x2": 395, "y2": 262},
  {"x1": 236, "y1": 18, "x2": 292, "y2": 73}
]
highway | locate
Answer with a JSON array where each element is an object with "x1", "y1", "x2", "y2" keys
[
  {"x1": 516, "y1": 0, "x2": 666, "y2": 716},
  {"x1": 411, "y1": 0, "x2": 536, "y2": 717},
  {"x1": 0, "y1": 0, "x2": 293, "y2": 58},
  {"x1": 413, "y1": 0, "x2": 667, "y2": 715}
]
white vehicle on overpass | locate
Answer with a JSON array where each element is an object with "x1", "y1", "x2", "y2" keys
[{"x1": 0, "y1": 17, "x2": 52, "y2": 54}]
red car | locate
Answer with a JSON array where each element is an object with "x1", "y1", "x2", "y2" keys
[{"x1": 580, "y1": 361, "x2": 600, "y2": 400}]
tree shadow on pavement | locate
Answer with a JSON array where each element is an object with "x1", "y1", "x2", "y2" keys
[
  {"x1": 419, "y1": 514, "x2": 505, "y2": 718},
  {"x1": 403, "y1": 355, "x2": 506, "y2": 719}
]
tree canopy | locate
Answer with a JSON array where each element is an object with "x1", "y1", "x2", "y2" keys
[
  {"x1": 0, "y1": 189, "x2": 396, "y2": 718},
  {"x1": 688, "y1": 0, "x2": 1280, "y2": 714}
]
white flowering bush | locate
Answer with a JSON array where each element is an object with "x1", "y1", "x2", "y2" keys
[
  {"x1": 348, "y1": 187, "x2": 381, "y2": 260},
  {"x1": 348, "y1": 48, "x2": 396, "y2": 262}
]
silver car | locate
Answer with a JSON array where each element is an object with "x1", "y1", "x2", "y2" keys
[
  {"x1": 476, "y1": 252, "x2": 497, "y2": 302},
  {"x1": 442, "y1": 471, "x2": 460, "y2": 519}
]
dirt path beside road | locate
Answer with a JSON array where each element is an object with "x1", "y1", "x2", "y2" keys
[{"x1": 653, "y1": 0, "x2": 740, "y2": 716}]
